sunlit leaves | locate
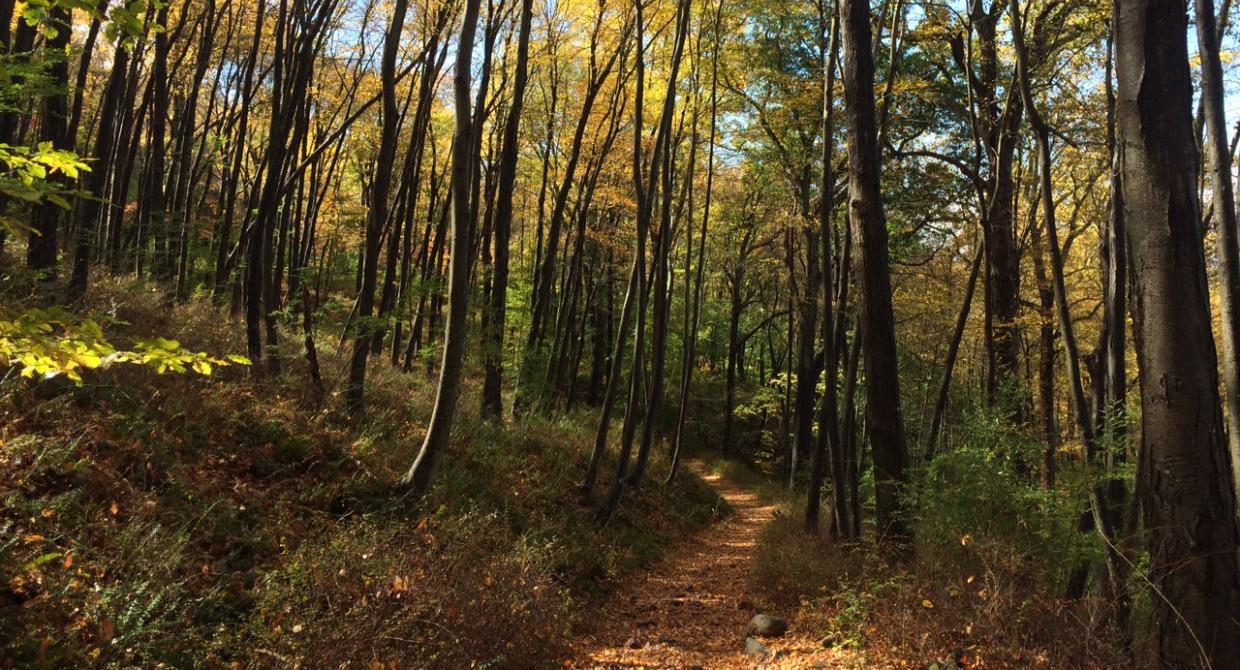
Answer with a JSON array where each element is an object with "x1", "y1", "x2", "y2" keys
[
  {"x1": 0, "y1": 307, "x2": 249, "y2": 384},
  {"x1": 0, "y1": 141, "x2": 90, "y2": 236},
  {"x1": 105, "y1": 0, "x2": 169, "y2": 48}
]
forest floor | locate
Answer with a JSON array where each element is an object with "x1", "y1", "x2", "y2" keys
[{"x1": 565, "y1": 461, "x2": 849, "y2": 669}]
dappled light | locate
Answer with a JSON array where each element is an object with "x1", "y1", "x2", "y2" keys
[{"x1": 1, "y1": 0, "x2": 1238, "y2": 666}]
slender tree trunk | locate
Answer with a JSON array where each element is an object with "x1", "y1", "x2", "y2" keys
[
  {"x1": 346, "y1": 0, "x2": 409, "y2": 414},
  {"x1": 923, "y1": 242, "x2": 983, "y2": 460},
  {"x1": 1195, "y1": 0, "x2": 1240, "y2": 499},
  {"x1": 669, "y1": 0, "x2": 725, "y2": 483},
  {"x1": 400, "y1": 0, "x2": 482, "y2": 495},
  {"x1": 517, "y1": 18, "x2": 622, "y2": 414},
  {"x1": 806, "y1": 4, "x2": 839, "y2": 533},
  {"x1": 1028, "y1": 201, "x2": 1058, "y2": 488},
  {"x1": 214, "y1": 0, "x2": 266, "y2": 294},
  {"x1": 143, "y1": 3, "x2": 171, "y2": 281},
  {"x1": 629, "y1": 0, "x2": 692, "y2": 488},
  {"x1": 1009, "y1": 0, "x2": 1124, "y2": 605},
  {"x1": 482, "y1": 0, "x2": 534, "y2": 420}
]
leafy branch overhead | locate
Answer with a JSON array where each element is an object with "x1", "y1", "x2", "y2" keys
[{"x1": 0, "y1": 307, "x2": 249, "y2": 382}]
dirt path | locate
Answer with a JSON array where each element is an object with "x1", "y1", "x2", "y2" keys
[{"x1": 565, "y1": 462, "x2": 841, "y2": 669}]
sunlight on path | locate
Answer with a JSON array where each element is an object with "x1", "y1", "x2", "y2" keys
[{"x1": 564, "y1": 462, "x2": 845, "y2": 669}]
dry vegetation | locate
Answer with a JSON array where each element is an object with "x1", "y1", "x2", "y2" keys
[
  {"x1": 745, "y1": 460, "x2": 1132, "y2": 669},
  {"x1": 0, "y1": 276, "x2": 726, "y2": 669}
]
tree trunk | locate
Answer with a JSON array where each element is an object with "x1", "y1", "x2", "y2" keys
[
  {"x1": 629, "y1": 0, "x2": 692, "y2": 488},
  {"x1": 481, "y1": 0, "x2": 534, "y2": 420},
  {"x1": 27, "y1": 8, "x2": 71, "y2": 275},
  {"x1": 400, "y1": 0, "x2": 482, "y2": 495},
  {"x1": 668, "y1": 0, "x2": 724, "y2": 483},
  {"x1": 346, "y1": 0, "x2": 409, "y2": 414},
  {"x1": 841, "y1": 0, "x2": 911, "y2": 546},
  {"x1": 1115, "y1": 0, "x2": 1240, "y2": 664},
  {"x1": 1194, "y1": 0, "x2": 1240, "y2": 501},
  {"x1": 806, "y1": 4, "x2": 839, "y2": 533}
]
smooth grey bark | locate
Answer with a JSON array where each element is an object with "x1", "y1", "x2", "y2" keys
[{"x1": 401, "y1": 0, "x2": 483, "y2": 495}]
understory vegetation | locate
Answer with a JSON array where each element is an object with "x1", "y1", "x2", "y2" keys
[
  {"x1": 1, "y1": 278, "x2": 726, "y2": 668},
  {"x1": 747, "y1": 431, "x2": 1133, "y2": 668}
]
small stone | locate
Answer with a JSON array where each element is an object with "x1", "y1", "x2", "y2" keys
[
  {"x1": 819, "y1": 634, "x2": 837, "y2": 648},
  {"x1": 624, "y1": 637, "x2": 642, "y2": 649},
  {"x1": 744, "y1": 637, "x2": 770, "y2": 659},
  {"x1": 746, "y1": 614, "x2": 788, "y2": 637}
]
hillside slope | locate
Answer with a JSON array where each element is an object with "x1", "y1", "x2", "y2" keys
[{"x1": 1, "y1": 279, "x2": 727, "y2": 669}]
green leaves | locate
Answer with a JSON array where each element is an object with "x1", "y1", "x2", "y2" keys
[
  {"x1": 0, "y1": 141, "x2": 90, "y2": 237},
  {"x1": 18, "y1": 0, "x2": 99, "y2": 38},
  {"x1": 105, "y1": 0, "x2": 167, "y2": 48},
  {"x1": 0, "y1": 307, "x2": 247, "y2": 384}
]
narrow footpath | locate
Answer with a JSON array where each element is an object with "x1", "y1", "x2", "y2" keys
[{"x1": 565, "y1": 462, "x2": 843, "y2": 669}]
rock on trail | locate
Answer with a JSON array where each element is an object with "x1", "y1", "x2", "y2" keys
[{"x1": 563, "y1": 461, "x2": 843, "y2": 669}]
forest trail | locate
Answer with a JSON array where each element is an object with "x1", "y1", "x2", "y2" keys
[{"x1": 565, "y1": 462, "x2": 840, "y2": 669}]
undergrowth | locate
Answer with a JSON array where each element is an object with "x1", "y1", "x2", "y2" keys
[
  {"x1": 739, "y1": 423, "x2": 1132, "y2": 670},
  {"x1": 0, "y1": 276, "x2": 726, "y2": 669}
]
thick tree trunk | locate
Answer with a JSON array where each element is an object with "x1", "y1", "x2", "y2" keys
[
  {"x1": 841, "y1": 0, "x2": 910, "y2": 546},
  {"x1": 27, "y1": 8, "x2": 71, "y2": 275},
  {"x1": 1115, "y1": 0, "x2": 1240, "y2": 665}
]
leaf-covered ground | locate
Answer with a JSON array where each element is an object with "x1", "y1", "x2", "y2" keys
[
  {"x1": 567, "y1": 460, "x2": 1130, "y2": 669},
  {"x1": 0, "y1": 279, "x2": 728, "y2": 669},
  {"x1": 567, "y1": 462, "x2": 845, "y2": 668}
]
